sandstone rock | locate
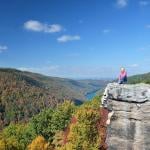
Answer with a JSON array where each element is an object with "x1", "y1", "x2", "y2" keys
[
  {"x1": 106, "y1": 83, "x2": 150, "y2": 103},
  {"x1": 102, "y1": 83, "x2": 150, "y2": 150}
]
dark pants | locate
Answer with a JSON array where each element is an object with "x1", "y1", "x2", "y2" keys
[{"x1": 118, "y1": 76, "x2": 127, "y2": 84}]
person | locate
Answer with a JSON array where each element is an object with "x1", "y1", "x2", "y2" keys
[
  {"x1": 100, "y1": 67, "x2": 127, "y2": 108},
  {"x1": 118, "y1": 67, "x2": 127, "y2": 84}
]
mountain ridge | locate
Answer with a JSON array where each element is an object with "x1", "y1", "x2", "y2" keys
[
  {"x1": 128, "y1": 72, "x2": 150, "y2": 84},
  {"x1": 0, "y1": 68, "x2": 108, "y2": 128}
]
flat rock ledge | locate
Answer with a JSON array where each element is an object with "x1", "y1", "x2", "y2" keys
[{"x1": 103, "y1": 83, "x2": 150, "y2": 150}]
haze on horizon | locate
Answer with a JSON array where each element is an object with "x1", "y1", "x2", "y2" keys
[{"x1": 0, "y1": 0, "x2": 150, "y2": 78}]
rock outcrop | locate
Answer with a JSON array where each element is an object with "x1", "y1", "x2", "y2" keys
[{"x1": 102, "y1": 83, "x2": 150, "y2": 150}]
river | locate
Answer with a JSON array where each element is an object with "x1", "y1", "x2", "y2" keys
[{"x1": 85, "y1": 90, "x2": 98, "y2": 100}]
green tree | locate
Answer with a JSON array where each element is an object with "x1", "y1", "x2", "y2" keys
[
  {"x1": 29, "y1": 108, "x2": 54, "y2": 141},
  {"x1": 51, "y1": 101, "x2": 76, "y2": 132},
  {"x1": 0, "y1": 123, "x2": 36, "y2": 150},
  {"x1": 28, "y1": 136, "x2": 49, "y2": 150},
  {"x1": 29, "y1": 101, "x2": 75, "y2": 142}
]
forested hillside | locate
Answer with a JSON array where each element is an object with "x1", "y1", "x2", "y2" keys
[
  {"x1": 128, "y1": 72, "x2": 150, "y2": 84},
  {"x1": 0, "y1": 68, "x2": 107, "y2": 129}
]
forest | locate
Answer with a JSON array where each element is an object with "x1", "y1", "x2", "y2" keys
[
  {"x1": 0, "y1": 68, "x2": 107, "y2": 129},
  {"x1": 0, "y1": 96, "x2": 102, "y2": 150}
]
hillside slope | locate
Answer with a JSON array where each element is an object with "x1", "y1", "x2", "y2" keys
[
  {"x1": 0, "y1": 68, "x2": 107, "y2": 128},
  {"x1": 22, "y1": 71, "x2": 108, "y2": 98},
  {"x1": 128, "y1": 72, "x2": 150, "y2": 84}
]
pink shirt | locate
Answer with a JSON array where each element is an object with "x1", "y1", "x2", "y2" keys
[{"x1": 119, "y1": 71, "x2": 127, "y2": 80}]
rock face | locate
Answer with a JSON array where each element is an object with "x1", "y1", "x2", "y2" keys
[{"x1": 103, "y1": 83, "x2": 150, "y2": 150}]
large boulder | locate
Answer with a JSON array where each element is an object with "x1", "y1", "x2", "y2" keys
[{"x1": 103, "y1": 83, "x2": 150, "y2": 150}]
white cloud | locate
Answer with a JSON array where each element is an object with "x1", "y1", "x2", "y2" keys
[
  {"x1": 116, "y1": 0, "x2": 128, "y2": 8},
  {"x1": 45, "y1": 24, "x2": 63, "y2": 33},
  {"x1": 24, "y1": 20, "x2": 63, "y2": 33},
  {"x1": 139, "y1": 1, "x2": 149, "y2": 6},
  {"x1": 0, "y1": 45, "x2": 8, "y2": 53},
  {"x1": 57, "y1": 35, "x2": 80, "y2": 43},
  {"x1": 102, "y1": 29, "x2": 111, "y2": 34},
  {"x1": 129, "y1": 64, "x2": 139, "y2": 68}
]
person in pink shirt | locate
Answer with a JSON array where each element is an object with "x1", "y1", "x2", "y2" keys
[{"x1": 118, "y1": 67, "x2": 127, "y2": 84}]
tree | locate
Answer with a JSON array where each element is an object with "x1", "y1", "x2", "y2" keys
[
  {"x1": 29, "y1": 108, "x2": 54, "y2": 141},
  {"x1": 51, "y1": 101, "x2": 76, "y2": 132},
  {"x1": 0, "y1": 123, "x2": 36, "y2": 149},
  {"x1": 28, "y1": 136, "x2": 49, "y2": 150}
]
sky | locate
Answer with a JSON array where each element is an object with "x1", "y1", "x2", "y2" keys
[{"x1": 0, "y1": 0, "x2": 150, "y2": 78}]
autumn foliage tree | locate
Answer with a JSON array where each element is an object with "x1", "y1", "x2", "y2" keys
[
  {"x1": 0, "y1": 123, "x2": 36, "y2": 150},
  {"x1": 28, "y1": 136, "x2": 49, "y2": 150},
  {"x1": 58, "y1": 97, "x2": 101, "y2": 150}
]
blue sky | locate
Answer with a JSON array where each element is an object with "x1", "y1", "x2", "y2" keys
[{"x1": 0, "y1": 0, "x2": 150, "y2": 78}]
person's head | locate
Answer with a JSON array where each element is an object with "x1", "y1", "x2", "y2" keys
[{"x1": 120, "y1": 67, "x2": 125, "y2": 73}]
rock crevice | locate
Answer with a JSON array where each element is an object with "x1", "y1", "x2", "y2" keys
[{"x1": 102, "y1": 83, "x2": 150, "y2": 150}]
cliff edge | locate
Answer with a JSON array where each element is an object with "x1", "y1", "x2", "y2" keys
[{"x1": 102, "y1": 83, "x2": 150, "y2": 150}]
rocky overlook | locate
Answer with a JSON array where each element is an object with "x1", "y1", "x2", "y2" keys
[{"x1": 102, "y1": 83, "x2": 150, "y2": 150}]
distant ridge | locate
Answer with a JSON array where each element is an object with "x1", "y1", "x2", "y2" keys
[{"x1": 128, "y1": 72, "x2": 150, "y2": 84}]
